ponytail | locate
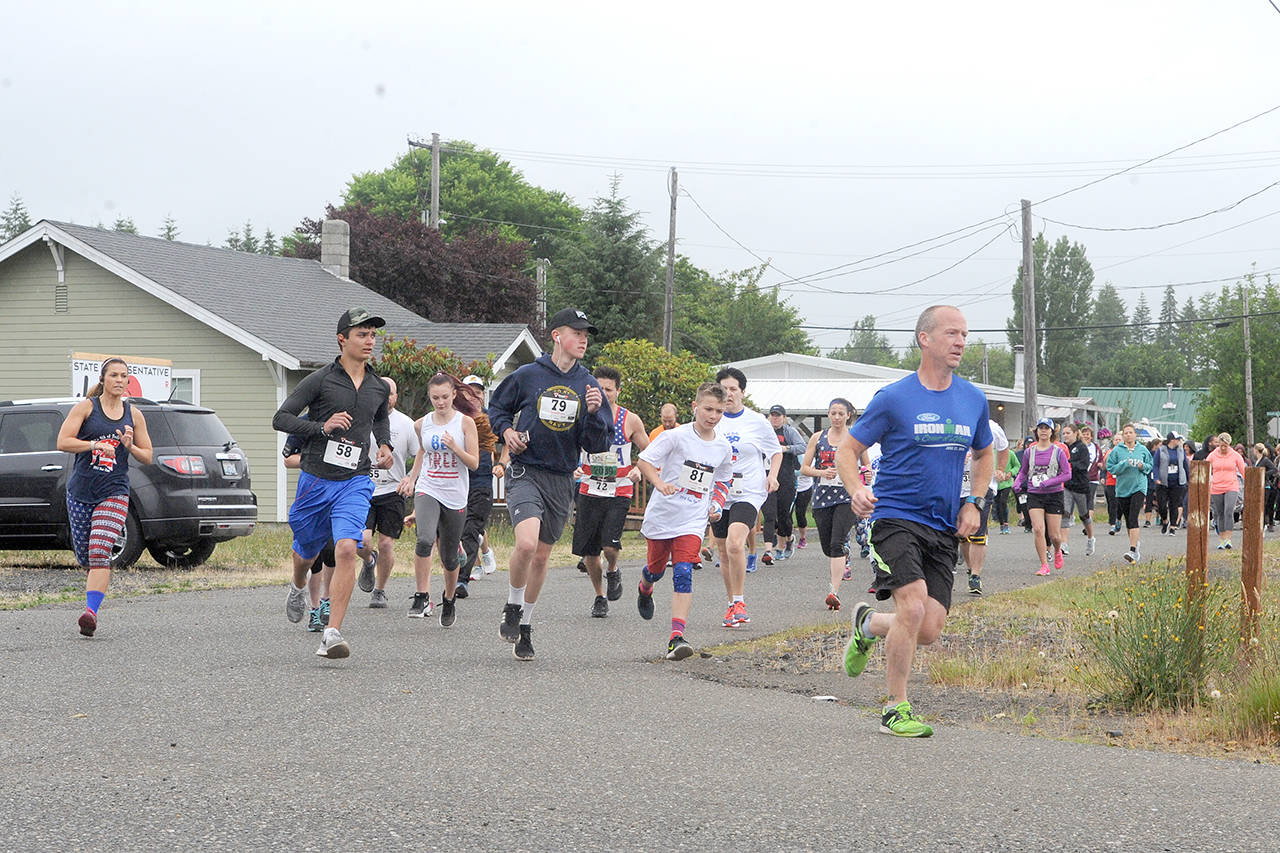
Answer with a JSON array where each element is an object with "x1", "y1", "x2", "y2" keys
[
  {"x1": 427, "y1": 372, "x2": 478, "y2": 418},
  {"x1": 88, "y1": 357, "x2": 128, "y2": 398}
]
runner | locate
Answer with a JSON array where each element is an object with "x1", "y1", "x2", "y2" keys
[
  {"x1": 800, "y1": 398, "x2": 861, "y2": 610},
  {"x1": 281, "y1": 424, "x2": 335, "y2": 631},
  {"x1": 760, "y1": 405, "x2": 805, "y2": 563},
  {"x1": 272, "y1": 307, "x2": 393, "y2": 659},
  {"x1": 836, "y1": 305, "x2": 993, "y2": 738},
  {"x1": 1080, "y1": 424, "x2": 1104, "y2": 540},
  {"x1": 456, "y1": 375, "x2": 501, "y2": 597},
  {"x1": 572, "y1": 365, "x2": 649, "y2": 618},
  {"x1": 793, "y1": 468, "x2": 814, "y2": 550},
  {"x1": 56, "y1": 357, "x2": 154, "y2": 637},
  {"x1": 403, "y1": 373, "x2": 479, "y2": 626},
  {"x1": 648, "y1": 403, "x2": 680, "y2": 444},
  {"x1": 1012, "y1": 418, "x2": 1070, "y2": 576},
  {"x1": 1153, "y1": 432, "x2": 1188, "y2": 536},
  {"x1": 354, "y1": 376, "x2": 417, "y2": 608},
  {"x1": 634, "y1": 382, "x2": 734, "y2": 659},
  {"x1": 959, "y1": 418, "x2": 1009, "y2": 595},
  {"x1": 1207, "y1": 432, "x2": 1246, "y2": 551},
  {"x1": 487, "y1": 308, "x2": 611, "y2": 660},
  {"x1": 993, "y1": 435, "x2": 1020, "y2": 535},
  {"x1": 1105, "y1": 424, "x2": 1153, "y2": 562},
  {"x1": 711, "y1": 367, "x2": 782, "y2": 629},
  {"x1": 1060, "y1": 423, "x2": 1096, "y2": 558}
]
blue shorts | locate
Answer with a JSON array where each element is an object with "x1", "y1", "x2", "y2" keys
[{"x1": 289, "y1": 471, "x2": 375, "y2": 560}]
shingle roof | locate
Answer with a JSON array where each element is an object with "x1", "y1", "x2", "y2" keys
[{"x1": 48, "y1": 221, "x2": 532, "y2": 368}]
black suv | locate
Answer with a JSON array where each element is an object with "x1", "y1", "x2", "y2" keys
[{"x1": 0, "y1": 398, "x2": 257, "y2": 568}]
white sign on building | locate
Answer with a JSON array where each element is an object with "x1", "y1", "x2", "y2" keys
[{"x1": 71, "y1": 352, "x2": 172, "y2": 400}]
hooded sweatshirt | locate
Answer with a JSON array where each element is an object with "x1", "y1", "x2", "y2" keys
[{"x1": 487, "y1": 354, "x2": 611, "y2": 475}]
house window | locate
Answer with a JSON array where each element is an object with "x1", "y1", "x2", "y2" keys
[{"x1": 170, "y1": 369, "x2": 200, "y2": 405}]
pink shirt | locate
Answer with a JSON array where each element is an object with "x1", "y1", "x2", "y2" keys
[{"x1": 1208, "y1": 448, "x2": 1247, "y2": 495}]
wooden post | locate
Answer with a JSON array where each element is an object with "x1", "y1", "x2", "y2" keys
[
  {"x1": 1241, "y1": 466, "x2": 1264, "y2": 640},
  {"x1": 1186, "y1": 460, "x2": 1210, "y2": 603}
]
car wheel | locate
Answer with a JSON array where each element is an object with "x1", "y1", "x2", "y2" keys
[
  {"x1": 147, "y1": 538, "x2": 217, "y2": 569},
  {"x1": 110, "y1": 511, "x2": 146, "y2": 570}
]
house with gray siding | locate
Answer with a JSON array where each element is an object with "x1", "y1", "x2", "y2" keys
[{"x1": 0, "y1": 220, "x2": 541, "y2": 522}]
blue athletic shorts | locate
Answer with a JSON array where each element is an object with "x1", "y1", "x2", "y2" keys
[{"x1": 289, "y1": 471, "x2": 375, "y2": 560}]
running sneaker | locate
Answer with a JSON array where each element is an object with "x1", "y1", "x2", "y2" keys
[
  {"x1": 782, "y1": 543, "x2": 794, "y2": 560},
  {"x1": 762, "y1": 550, "x2": 776, "y2": 567},
  {"x1": 968, "y1": 574, "x2": 982, "y2": 595},
  {"x1": 1053, "y1": 550, "x2": 1064, "y2": 570},
  {"x1": 666, "y1": 635, "x2": 694, "y2": 661},
  {"x1": 702, "y1": 547, "x2": 713, "y2": 562},
  {"x1": 319, "y1": 598, "x2": 330, "y2": 626},
  {"x1": 1143, "y1": 519, "x2": 1151, "y2": 528},
  {"x1": 286, "y1": 584, "x2": 307, "y2": 623},
  {"x1": 825, "y1": 591, "x2": 841, "y2": 611},
  {"x1": 481, "y1": 549, "x2": 497, "y2": 574},
  {"x1": 605, "y1": 570, "x2": 622, "y2": 602},
  {"x1": 1109, "y1": 524, "x2": 1120, "y2": 536},
  {"x1": 842, "y1": 564, "x2": 852, "y2": 581},
  {"x1": 843, "y1": 602, "x2": 876, "y2": 677},
  {"x1": 1059, "y1": 543, "x2": 1069, "y2": 557},
  {"x1": 1124, "y1": 548, "x2": 1137, "y2": 563},
  {"x1": 358, "y1": 550, "x2": 377, "y2": 593},
  {"x1": 408, "y1": 592, "x2": 431, "y2": 618},
  {"x1": 577, "y1": 559, "x2": 587, "y2": 574},
  {"x1": 591, "y1": 595, "x2": 609, "y2": 618},
  {"x1": 1224, "y1": 542, "x2": 1233, "y2": 550},
  {"x1": 1036, "y1": 563, "x2": 1050, "y2": 576},
  {"x1": 637, "y1": 586, "x2": 654, "y2": 620},
  {"x1": 732, "y1": 601, "x2": 751, "y2": 625},
  {"x1": 797, "y1": 536, "x2": 807, "y2": 549},
  {"x1": 721, "y1": 604, "x2": 737, "y2": 628},
  {"x1": 316, "y1": 627, "x2": 350, "y2": 659},
  {"x1": 440, "y1": 597, "x2": 456, "y2": 628},
  {"x1": 307, "y1": 607, "x2": 323, "y2": 632},
  {"x1": 693, "y1": 562, "x2": 703, "y2": 571},
  {"x1": 999, "y1": 524, "x2": 1010, "y2": 535},
  {"x1": 369, "y1": 589, "x2": 388, "y2": 608},
  {"x1": 500, "y1": 603, "x2": 522, "y2": 642},
  {"x1": 514, "y1": 625, "x2": 535, "y2": 661},
  {"x1": 745, "y1": 554, "x2": 757, "y2": 573},
  {"x1": 454, "y1": 581, "x2": 469, "y2": 599},
  {"x1": 78, "y1": 608, "x2": 97, "y2": 637},
  {"x1": 880, "y1": 700, "x2": 932, "y2": 737},
  {"x1": 1086, "y1": 536, "x2": 1096, "y2": 556}
]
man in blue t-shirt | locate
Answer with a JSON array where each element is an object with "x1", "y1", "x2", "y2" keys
[{"x1": 835, "y1": 305, "x2": 993, "y2": 738}]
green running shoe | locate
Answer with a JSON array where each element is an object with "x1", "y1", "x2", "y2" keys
[
  {"x1": 880, "y1": 700, "x2": 933, "y2": 738},
  {"x1": 843, "y1": 602, "x2": 877, "y2": 677}
]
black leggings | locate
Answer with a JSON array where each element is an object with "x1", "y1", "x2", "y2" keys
[
  {"x1": 794, "y1": 488, "x2": 812, "y2": 530},
  {"x1": 760, "y1": 478, "x2": 798, "y2": 545},
  {"x1": 813, "y1": 503, "x2": 855, "y2": 558},
  {"x1": 459, "y1": 486, "x2": 493, "y2": 574},
  {"x1": 1156, "y1": 483, "x2": 1185, "y2": 531},
  {"x1": 993, "y1": 490, "x2": 1010, "y2": 525}
]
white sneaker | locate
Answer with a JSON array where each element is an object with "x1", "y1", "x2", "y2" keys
[
  {"x1": 482, "y1": 549, "x2": 497, "y2": 574},
  {"x1": 1085, "y1": 537, "x2": 1096, "y2": 556},
  {"x1": 286, "y1": 583, "x2": 307, "y2": 623},
  {"x1": 1060, "y1": 544, "x2": 1069, "y2": 556},
  {"x1": 316, "y1": 627, "x2": 350, "y2": 658}
]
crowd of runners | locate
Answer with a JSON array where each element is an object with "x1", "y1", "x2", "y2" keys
[{"x1": 59, "y1": 302, "x2": 1271, "y2": 737}]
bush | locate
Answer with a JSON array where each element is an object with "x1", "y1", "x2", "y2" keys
[
  {"x1": 1073, "y1": 562, "x2": 1237, "y2": 710},
  {"x1": 372, "y1": 334, "x2": 493, "y2": 418},
  {"x1": 594, "y1": 338, "x2": 716, "y2": 429}
]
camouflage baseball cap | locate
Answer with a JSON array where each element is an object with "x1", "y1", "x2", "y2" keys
[{"x1": 337, "y1": 307, "x2": 386, "y2": 334}]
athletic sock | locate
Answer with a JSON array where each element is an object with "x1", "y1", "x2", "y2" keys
[
  {"x1": 520, "y1": 602, "x2": 535, "y2": 625},
  {"x1": 859, "y1": 609, "x2": 874, "y2": 636},
  {"x1": 731, "y1": 595, "x2": 744, "y2": 605},
  {"x1": 508, "y1": 585, "x2": 526, "y2": 607},
  {"x1": 670, "y1": 618, "x2": 686, "y2": 639},
  {"x1": 639, "y1": 579, "x2": 654, "y2": 595},
  {"x1": 86, "y1": 590, "x2": 105, "y2": 614}
]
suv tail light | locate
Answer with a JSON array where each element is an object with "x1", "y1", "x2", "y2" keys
[{"x1": 158, "y1": 455, "x2": 207, "y2": 476}]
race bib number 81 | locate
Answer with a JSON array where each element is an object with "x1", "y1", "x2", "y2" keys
[{"x1": 679, "y1": 461, "x2": 713, "y2": 495}]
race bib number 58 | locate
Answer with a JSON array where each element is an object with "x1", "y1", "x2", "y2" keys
[{"x1": 323, "y1": 438, "x2": 360, "y2": 470}]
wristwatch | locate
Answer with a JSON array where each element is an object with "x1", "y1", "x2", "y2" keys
[{"x1": 964, "y1": 495, "x2": 988, "y2": 512}]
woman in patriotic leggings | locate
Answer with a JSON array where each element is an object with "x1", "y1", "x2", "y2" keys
[{"x1": 56, "y1": 357, "x2": 153, "y2": 637}]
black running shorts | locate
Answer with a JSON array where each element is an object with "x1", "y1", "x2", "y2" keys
[{"x1": 867, "y1": 517, "x2": 959, "y2": 612}]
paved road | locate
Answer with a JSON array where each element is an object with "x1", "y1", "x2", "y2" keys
[{"x1": 3, "y1": 521, "x2": 1277, "y2": 851}]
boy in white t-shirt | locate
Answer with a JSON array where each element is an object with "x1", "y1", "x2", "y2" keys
[{"x1": 635, "y1": 383, "x2": 735, "y2": 660}]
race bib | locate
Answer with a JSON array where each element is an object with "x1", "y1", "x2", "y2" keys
[
  {"x1": 585, "y1": 476, "x2": 617, "y2": 497},
  {"x1": 587, "y1": 451, "x2": 618, "y2": 480},
  {"x1": 824, "y1": 467, "x2": 843, "y2": 487},
  {"x1": 679, "y1": 461, "x2": 713, "y2": 495},
  {"x1": 323, "y1": 438, "x2": 360, "y2": 470},
  {"x1": 372, "y1": 466, "x2": 397, "y2": 485},
  {"x1": 729, "y1": 472, "x2": 745, "y2": 498},
  {"x1": 1168, "y1": 464, "x2": 1178, "y2": 475},
  {"x1": 539, "y1": 394, "x2": 579, "y2": 424}
]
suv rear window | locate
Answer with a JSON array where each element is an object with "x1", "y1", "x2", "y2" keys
[
  {"x1": 0, "y1": 411, "x2": 62, "y2": 453},
  {"x1": 165, "y1": 411, "x2": 235, "y2": 448}
]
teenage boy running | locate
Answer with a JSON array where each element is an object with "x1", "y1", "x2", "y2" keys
[{"x1": 634, "y1": 383, "x2": 735, "y2": 658}]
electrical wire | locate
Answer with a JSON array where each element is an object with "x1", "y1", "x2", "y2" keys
[{"x1": 1039, "y1": 180, "x2": 1280, "y2": 232}]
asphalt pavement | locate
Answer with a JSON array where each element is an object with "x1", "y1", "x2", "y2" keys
[{"x1": 3, "y1": 518, "x2": 1278, "y2": 851}]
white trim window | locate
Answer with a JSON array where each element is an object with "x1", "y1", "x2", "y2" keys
[{"x1": 170, "y1": 368, "x2": 201, "y2": 405}]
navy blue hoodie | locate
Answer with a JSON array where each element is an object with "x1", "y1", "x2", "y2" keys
[{"x1": 488, "y1": 354, "x2": 611, "y2": 474}]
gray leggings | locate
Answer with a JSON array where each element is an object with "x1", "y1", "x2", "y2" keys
[
  {"x1": 1210, "y1": 491, "x2": 1239, "y2": 536},
  {"x1": 414, "y1": 492, "x2": 466, "y2": 571}
]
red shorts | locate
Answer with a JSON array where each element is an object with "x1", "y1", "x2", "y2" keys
[{"x1": 645, "y1": 534, "x2": 703, "y2": 574}]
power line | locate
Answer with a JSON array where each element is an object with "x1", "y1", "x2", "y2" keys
[
  {"x1": 1039, "y1": 180, "x2": 1280, "y2": 232},
  {"x1": 798, "y1": 308, "x2": 1280, "y2": 335}
]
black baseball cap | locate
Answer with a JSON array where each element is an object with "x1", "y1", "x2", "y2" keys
[
  {"x1": 337, "y1": 307, "x2": 386, "y2": 335},
  {"x1": 768, "y1": 405, "x2": 786, "y2": 416},
  {"x1": 547, "y1": 308, "x2": 598, "y2": 335}
]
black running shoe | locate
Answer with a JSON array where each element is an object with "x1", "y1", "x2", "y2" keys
[
  {"x1": 577, "y1": 559, "x2": 587, "y2": 573},
  {"x1": 454, "y1": 581, "x2": 469, "y2": 599},
  {"x1": 440, "y1": 596, "x2": 456, "y2": 628},
  {"x1": 500, "y1": 603, "x2": 522, "y2": 642},
  {"x1": 514, "y1": 625, "x2": 535, "y2": 661},
  {"x1": 666, "y1": 635, "x2": 694, "y2": 660},
  {"x1": 637, "y1": 586, "x2": 654, "y2": 620},
  {"x1": 606, "y1": 570, "x2": 622, "y2": 601},
  {"x1": 591, "y1": 595, "x2": 609, "y2": 618}
]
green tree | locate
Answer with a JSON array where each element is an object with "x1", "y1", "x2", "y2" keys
[
  {"x1": 261, "y1": 228, "x2": 278, "y2": 255},
  {"x1": 1086, "y1": 282, "x2": 1129, "y2": 361},
  {"x1": 670, "y1": 255, "x2": 728, "y2": 361},
  {"x1": 1007, "y1": 233, "x2": 1094, "y2": 395},
  {"x1": 595, "y1": 338, "x2": 716, "y2": 429},
  {"x1": 719, "y1": 266, "x2": 816, "y2": 361},
  {"x1": 1155, "y1": 285, "x2": 1178, "y2": 349},
  {"x1": 955, "y1": 339, "x2": 1015, "y2": 388},
  {"x1": 238, "y1": 221, "x2": 259, "y2": 254},
  {"x1": 371, "y1": 334, "x2": 493, "y2": 419},
  {"x1": 159, "y1": 215, "x2": 179, "y2": 241},
  {"x1": 1130, "y1": 292, "x2": 1152, "y2": 346},
  {"x1": 2, "y1": 193, "x2": 32, "y2": 240},
  {"x1": 829, "y1": 315, "x2": 900, "y2": 366},
  {"x1": 548, "y1": 178, "x2": 663, "y2": 348},
  {"x1": 1191, "y1": 276, "x2": 1280, "y2": 441},
  {"x1": 111, "y1": 217, "x2": 138, "y2": 234}
]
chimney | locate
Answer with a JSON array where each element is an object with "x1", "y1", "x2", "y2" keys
[
  {"x1": 1012, "y1": 344, "x2": 1025, "y2": 393},
  {"x1": 320, "y1": 219, "x2": 350, "y2": 279}
]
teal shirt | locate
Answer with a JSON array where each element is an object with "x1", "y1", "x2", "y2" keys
[{"x1": 1106, "y1": 442, "x2": 1154, "y2": 498}]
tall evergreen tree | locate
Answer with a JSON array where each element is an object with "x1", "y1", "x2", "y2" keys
[
  {"x1": 260, "y1": 228, "x2": 278, "y2": 255},
  {"x1": 1007, "y1": 233, "x2": 1095, "y2": 395},
  {"x1": 1, "y1": 193, "x2": 32, "y2": 241},
  {"x1": 159, "y1": 215, "x2": 179, "y2": 241},
  {"x1": 829, "y1": 315, "x2": 899, "y2": 366},
  {"x1": 1087, "y1": 282, "x2": 1128, "y2": 362},
  {"x1": 1130, "y1": 292, "x2": 1152, "y2": 345},
  {"x1": 1156, "y1": 285, "x2": 1178, "y2": 348},
  {"x1": 111, "y1": 217, "x2": 138, "y2": 234}
]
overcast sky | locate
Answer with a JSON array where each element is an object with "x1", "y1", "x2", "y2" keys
[{"x1": 6, "y1": 1, "x2": 1279, "y2": 353}]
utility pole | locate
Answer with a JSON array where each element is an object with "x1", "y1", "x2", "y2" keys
[
  {"x1": 429, "y1": 131, "x2": 441, "y2": 230},
  {"x1": 1243, "y1": 283, "x2": 1255, "y2": 446},
  {"x1": 1020, "y1": 199, "x2": 1038, "y2": 439},
  {"x1": 535, "y1": 258, "x2": 549, "y2": 328},
  {"x1": 981, "y1": 342, "x2": 989, "y2": 385},
  {"x1": 662, "y1": 167, "x2": 678, "y2": 351}
]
